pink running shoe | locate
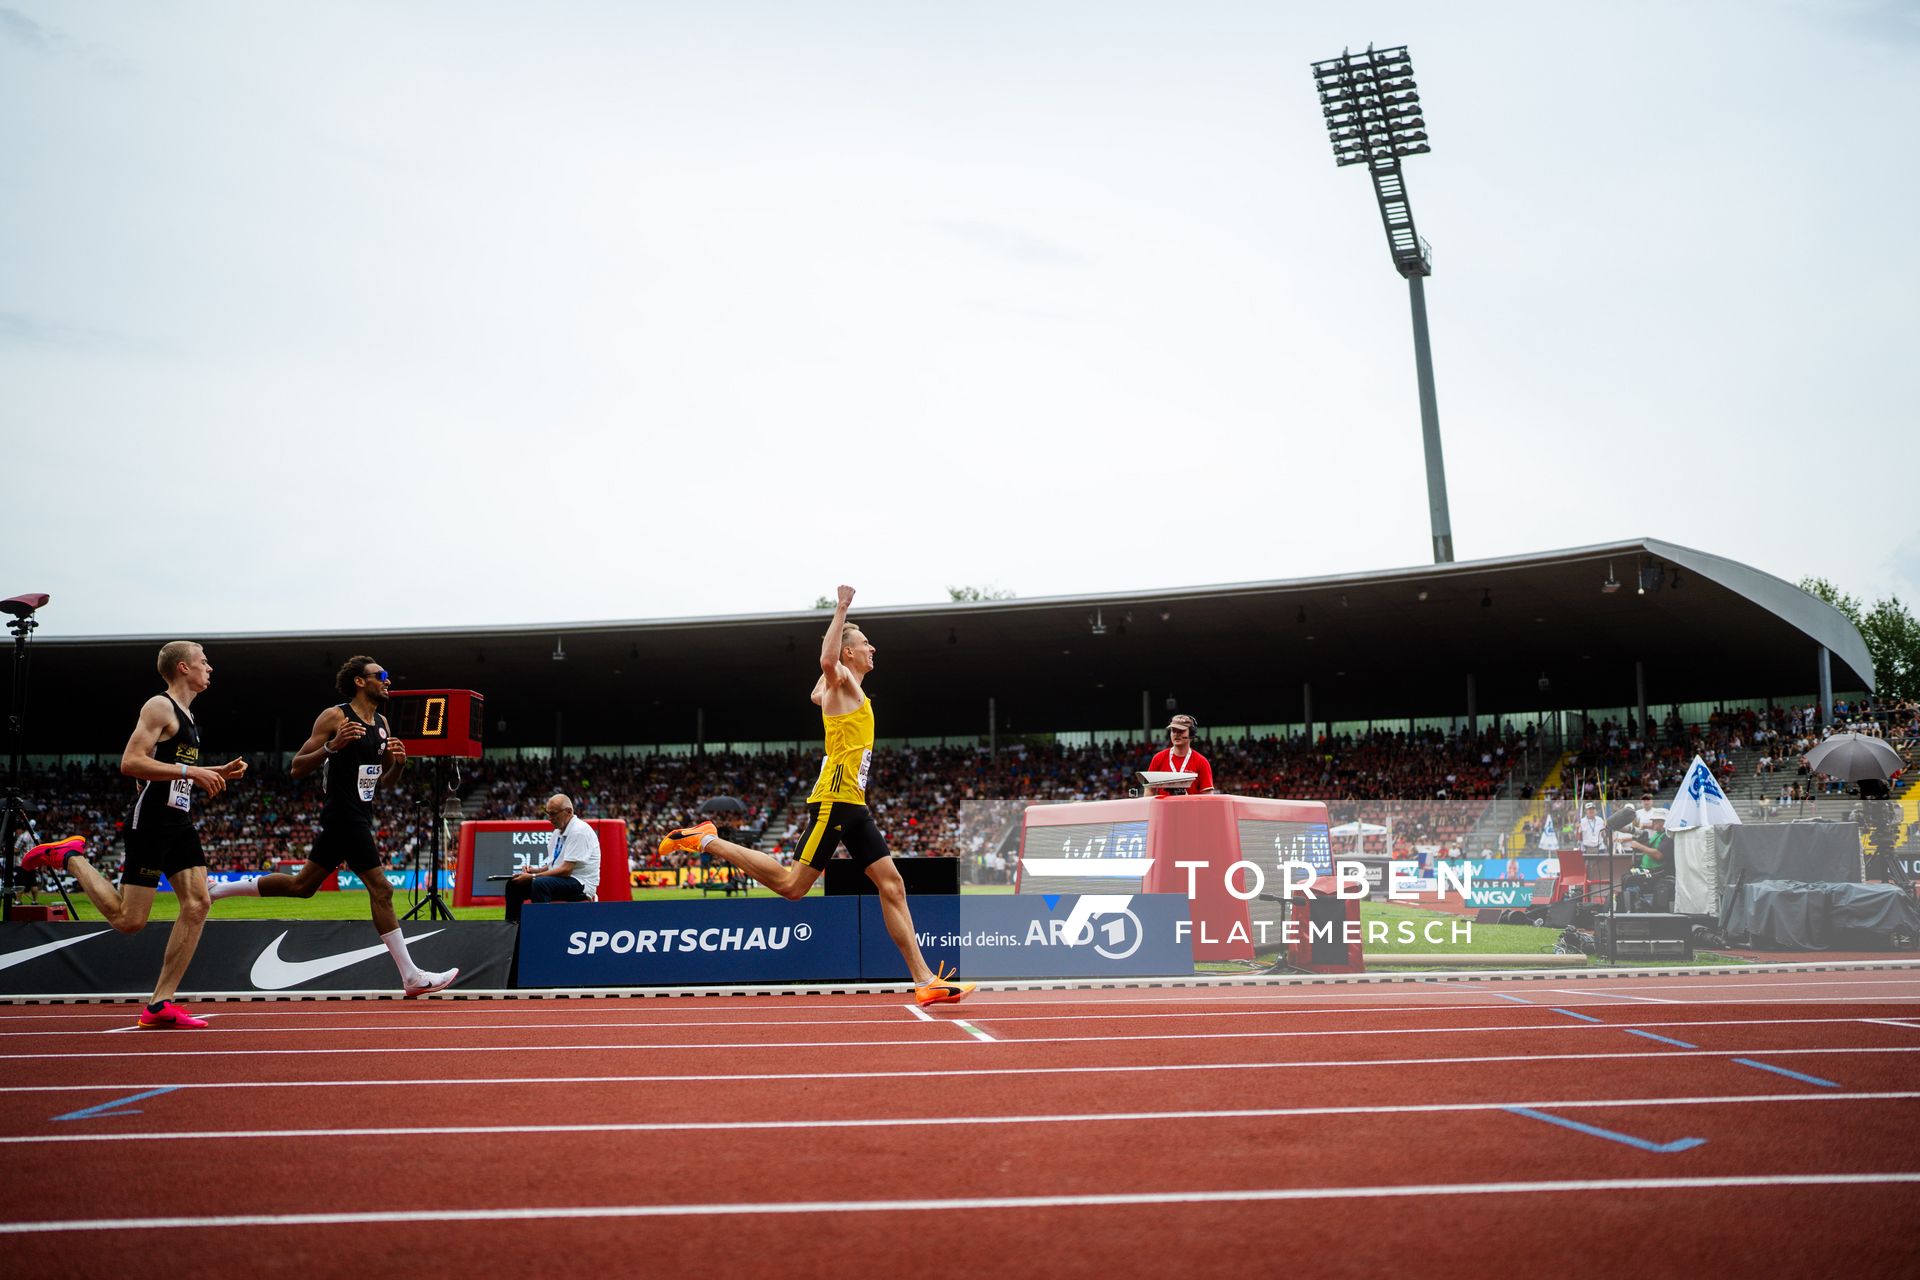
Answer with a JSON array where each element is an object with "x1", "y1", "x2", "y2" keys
[
  {"x1": 137, "y1": 1001, "x2": 209, "y2": 1030},
  {"x1": 21, "y1": 836, "x2": 84, "y2": 873}
]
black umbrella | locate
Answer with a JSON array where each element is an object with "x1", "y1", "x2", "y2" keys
[
  {"x1": 698, "y1": 796, "x2": 749, "y2": 821},
  {"x1": 1803, "y1": 732, "x2": 1905, "y2": 783}
]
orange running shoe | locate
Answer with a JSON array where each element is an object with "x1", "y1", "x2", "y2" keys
[
  {"x1": 914, "y1": 961, "x2": 975, "y2": 1007},
  {"x1": 659, "y1": 820, "x2": 718, "y2": 859}
]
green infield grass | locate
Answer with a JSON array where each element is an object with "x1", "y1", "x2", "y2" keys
[{"x1": 44, "y1": 880, "x2": 1017, "y2": 923}]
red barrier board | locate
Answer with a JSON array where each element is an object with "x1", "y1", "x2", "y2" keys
[{"x1": 455, "y1": 819, "x2": 632, "y2": 907}]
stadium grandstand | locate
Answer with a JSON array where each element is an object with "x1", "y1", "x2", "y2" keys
[{"x1": 11, "y1": 537, "x2": 1915, "y2": 881}]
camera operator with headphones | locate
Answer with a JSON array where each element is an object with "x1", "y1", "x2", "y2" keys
[
  {"x1": 1147, "y1": 714, "x2": 1216, "y2": 795},
  {"x1": 1618, "y1": 807, "x2": 1675, "y2": 912}
]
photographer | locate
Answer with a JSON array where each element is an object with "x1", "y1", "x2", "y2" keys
[{"x1": 1618, "y1": 807, "x2": 1675, "y2": 913}]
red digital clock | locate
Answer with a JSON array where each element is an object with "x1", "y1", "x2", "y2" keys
[{"x1": 386, "y1": 689, "x2": 485, "y2": 759}]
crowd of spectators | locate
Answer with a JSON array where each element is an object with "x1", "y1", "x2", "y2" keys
[
  {"x1": 10, "y1": 726, "x2": 1532, "y2": 877},
  {"x1": 14, "y1": 705, "x2": 1910, "y2": 881},
  {"x1": 1518, "y1": 699, "x2": 1916, "y2": 848}
]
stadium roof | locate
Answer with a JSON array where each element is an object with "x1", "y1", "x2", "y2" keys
[{"x1": 24, "y1": 537, "x2": 1871, "y2": 756}]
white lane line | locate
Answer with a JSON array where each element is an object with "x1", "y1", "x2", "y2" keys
[
  {"x1": 904, "y1": 1004, "x2": 934, "y2": 1023},
  {"x1": 0, "y1": 1014, "x2": 1896, "y2": 1062},
  {"x1": 1553, "y1": 989, "x2": 1675, "y2": 1004},
  {"x1": 4, "y1": 1089, "x2": 1915, "y2": 1147},
  {"x1": 7, "y1": 1172, "x2": 1919, "y2": 1233},
  {"x1": 0, "y1": 1002, "x2": 1624, "y2": 1037},
  {"x1": 7, "y1": 1045, "x2": 1917, "y2": 1095},
  {"x1": 951, "y1": 1020, "x2": 997, "y2": 1043},
  {"x1": 9, "y1": 978, "x2": 1918, "y2": 1021},
  {"x1": 1861, "y1": 1019, "x2": 1920, "y2": 1030}
]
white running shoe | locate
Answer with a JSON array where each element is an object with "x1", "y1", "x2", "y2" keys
[{"x1": 403, "y1": 967, "x2": 459, "y2": 998}]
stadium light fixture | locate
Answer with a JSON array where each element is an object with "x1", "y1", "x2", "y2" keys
[{"x1": 1312, "y1": 43, "x2": 1453, "y2": 565}]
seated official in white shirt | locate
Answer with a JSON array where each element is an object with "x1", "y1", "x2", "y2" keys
[{"x1": 505, "y1": 793, "x2": 600, "y2": 923}]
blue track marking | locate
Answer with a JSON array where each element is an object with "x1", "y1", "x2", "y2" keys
[
  {"x1": 1731, "y1": 1058, "x2": 1840, "y2": 1088},
  {"x1": 1625, "y1": 1029, "x2": 1697, "y2": 1048},
  {"x1": 1505, "y1": 1106, "x2": 1706, "y2": 1154},
  {"x1": 53, "y1": 1087, "x2": 179, "y2": 1123},
  {"x1": 1551, "y1": 1008, "x2": 1603, "y2": 1023},
  {"x1": 1490, "y1": 993, "x2": 1532, "y2": 1005}
]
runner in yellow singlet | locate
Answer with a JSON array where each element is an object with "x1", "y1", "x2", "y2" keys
[{"x1": 659, "y1": 584, "x2": 972, "y2": 1005}]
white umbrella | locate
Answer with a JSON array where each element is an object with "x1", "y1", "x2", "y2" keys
[
  {"x1": 1328, "y1": 822, "x2": 1390, "y2": 837},
  {"x1": 1804, "y1": 732, "x2": 1905, "y2": 783}
]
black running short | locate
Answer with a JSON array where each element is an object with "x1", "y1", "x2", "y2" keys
[
  {"x1": 122, "y1": 823, "x2": 206, "y2": 889},
  {"x1": 792, "y1": 800, "x2": 891, "y2": 870},
  {"x1": 309, "y1": 821, "x2": 384, "y2": 874}
]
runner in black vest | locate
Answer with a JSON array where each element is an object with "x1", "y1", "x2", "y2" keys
[
  {"x1": 24, "y1": 641, "x2": 248, "y2": 1028},
  {"x1": 209, "y1": 654, "x2": 458, "y2": 997}
]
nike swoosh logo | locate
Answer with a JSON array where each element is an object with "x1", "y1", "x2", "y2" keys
[
  {"x1": 249, "y1": 929, "x2": 444, "y2": 990},
  {"x1": 0, "y1": 931, "x2": 114, "y2": 972}
]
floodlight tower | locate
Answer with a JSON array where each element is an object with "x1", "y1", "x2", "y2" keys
[{"x1": 1312, "y1": 44, "x2": 1453, "y2": 564}]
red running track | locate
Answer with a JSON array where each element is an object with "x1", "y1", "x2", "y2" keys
[{"x1": 2, "y1": 970, "x2": 1919, "y2": 1278}]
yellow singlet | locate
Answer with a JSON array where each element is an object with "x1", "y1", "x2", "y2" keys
[{"x1": 807, "y1": 696, "x2": 874, "y2": 805}]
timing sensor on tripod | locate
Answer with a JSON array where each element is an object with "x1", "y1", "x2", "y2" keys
[{"x1": 2, "y1": 593, "x2": 49, "y2": 620}]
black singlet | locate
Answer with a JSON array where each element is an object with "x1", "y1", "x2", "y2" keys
[{"x1": 320, "y1": 703, "x2": 389, "y2": 828}]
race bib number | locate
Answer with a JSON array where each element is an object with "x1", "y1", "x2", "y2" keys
[
  {"x1": 357, "y1": 764, "x2": 382, "y2": 803},
  {"x1": 855, "y1": 749, "x2": 872, "y2": 792},
  {"x1": 168, "y1": 778, "x2": 194, "y2": 813}
]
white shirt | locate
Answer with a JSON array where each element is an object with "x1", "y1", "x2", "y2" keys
[
  {"x1": 550, "y1": 816, "x2": 600, "y2": 900},
  {"x1": 1579, "y1": 814, "x2": 1605, "y2": 849}
]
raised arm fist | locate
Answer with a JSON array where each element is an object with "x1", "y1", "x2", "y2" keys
[{"x1": 836, "y1": 584, "x2": 856, "y2": 608}]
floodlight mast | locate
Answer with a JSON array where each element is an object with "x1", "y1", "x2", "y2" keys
[{"x1": 1312, "y1": 44, "x2": 1454, "y2": 564}]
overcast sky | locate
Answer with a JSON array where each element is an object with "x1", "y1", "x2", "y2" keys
[{"x1": 4, "y1": 0, "x2": 1915, "y2": 640}]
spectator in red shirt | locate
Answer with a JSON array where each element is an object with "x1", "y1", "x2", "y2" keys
[{"x1": 1148, "y1": 714, "x2": 1216, "y2": 794}]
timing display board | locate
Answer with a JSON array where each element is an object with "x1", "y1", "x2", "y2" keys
[
  {"x1": 1017, "y1": 819, "x2": 1152, "y2": 894},
  {"x1": 1236, "y1": 819, "x2": 1334, "y2": 877},
  {"x1": 387, "y1": 689, "x2": 484, "y2": 758},
  {"x1": 1017, "y1": 794, "x2": 1334, "y2": 963}
]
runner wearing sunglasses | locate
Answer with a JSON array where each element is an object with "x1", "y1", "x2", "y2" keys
[{"x1": 209, "y1": 655, "x2": 457, "y2": 997}]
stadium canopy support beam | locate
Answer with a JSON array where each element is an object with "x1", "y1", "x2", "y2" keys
[
  {"x1": 1466, "y1": 673, "x2": 1476, "y2": 735},
  {"x1": 1303, "y1": 682, "x2": 1314, "y2": 744},
  {"x1": 1817, "y1": 647, "x2": 1833, "y2": 730},
  {"x1": 1635, "y1": 661, "x2": 1648, "y2": 739}
]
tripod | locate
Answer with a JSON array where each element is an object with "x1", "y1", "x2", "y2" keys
[
  {"x1": 2, "y1": 593, "x2": 56, "y2": 923},
  {"x1": 403, "y1": 758, "x2": 457, "y2": 922}
]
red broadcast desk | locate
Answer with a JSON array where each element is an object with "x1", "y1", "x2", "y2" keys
[{"x1": 1017, "y1": 793, "x2": 1356, "y2": 968}]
